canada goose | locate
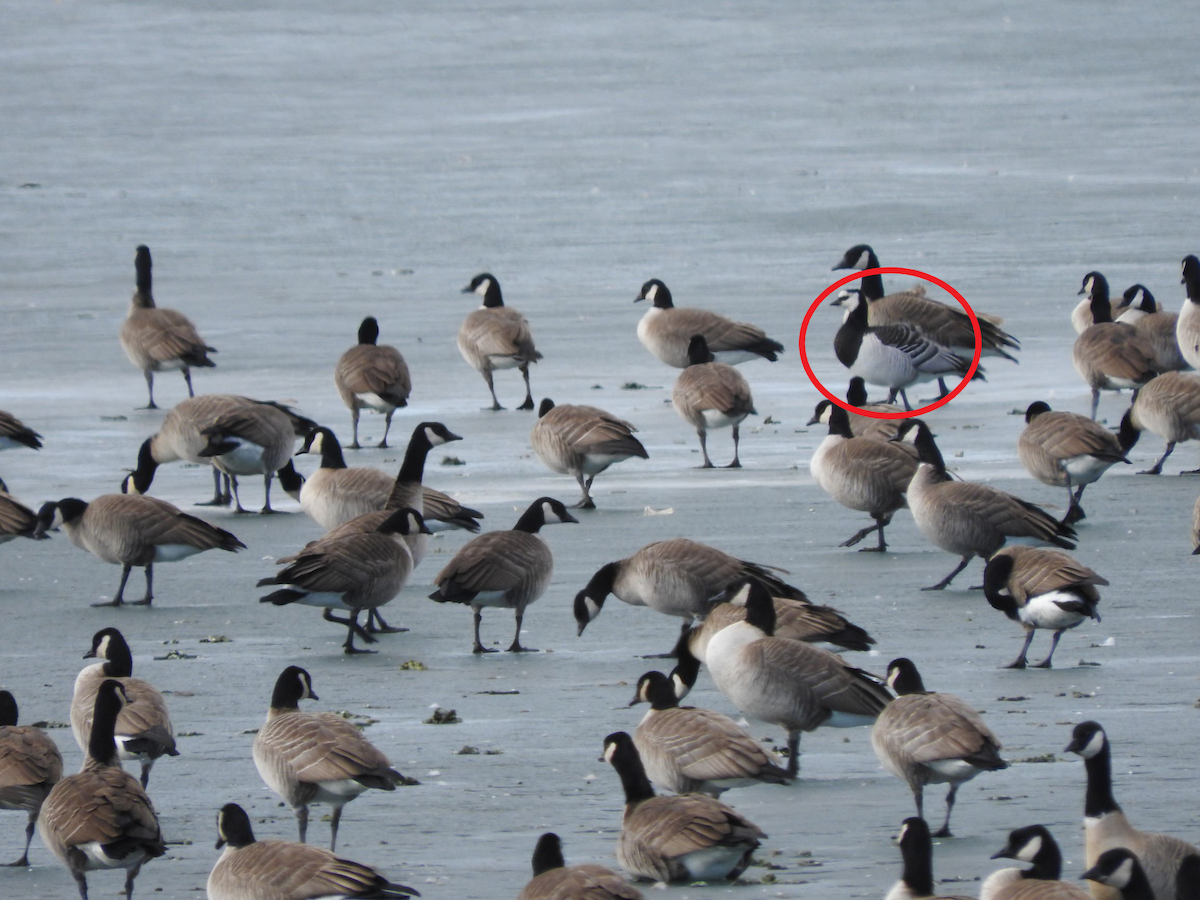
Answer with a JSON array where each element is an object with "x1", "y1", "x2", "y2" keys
[
  {"x1": 871, "y1": 658, "x2": 1006, "y2": 838},
  {"x1": 429, "y1": 497, "x2": 577, "y2": 653},
  {"x1": 259, "y1": 508, "x2": 429, "y2": 654},
  {"x1": 983, "y1": 546, "x2": 1105, "y2": 668},
  {"x1": 0, "y1": 477, "x2": 41, "y2": 546},
  {"x1": 335, "y1": 316, "x2": 412, "y2": 449},
  {"x1": 887, "y1": 817, "x2": 975, "y2": 900},
  {"x1": 72, "y1": 628, "x2": 178, "y2": 789},
  {"x1": 834, "y1": 290, "x2": 978, "y2": 410},
  {"x1": 628, "y1": 670, "x2": 790, "y2": 796},
  {"x1": 809, "y1": 403, "x2": 918, "y2": 551},
  {"x1": 633, "y1": 279, "x2": 784, "y2": 368},
  {"x1": 600, "y1": 731, "x2": 765, "y2": 883},
  {"x1": 458, "y1": 273, "x2": 542, "y2": 410},
  {"x1": 671, "y1": 335, "x2": 757, "y2": 467},
  {"x1": 0, "y1": 690, "x2": 62, "y2": 866},
  {"x1": 805, "y1": 376, "x2": 905, "y2": 441},
  {"x1": 1176, "y1": 255, "x2": 1200, "y2": 370},
  {"x1": 208, "y1": 802, "x2": 420, "y2": 900},
  {"x1": 1018, "y1": 401, "x2": 1132, "y2": 523},
  {"x1": 119, "y1": 245, "x2": 216, "y2": 408},
  {"x1": 1115, "y1": 285, "x2": 1189, "y2": 372},
  {"x1": 1081, "y1": 849, "x2": 1156, "y2": 900},
  {"x1": 891, "y1": 420, "x2": 1076, "y2": 591},
  {"x1": 531, "y1": 398, "x2": 648, "y2": 508},
  {"x1": 0, "y1": 411, "x2": 41, "y2": 451},
  {"x1": 1065, "y1": 721, "x2": 1200, "y2": 900},
  {"x1": 253, "y1": 667, "x2": 415, "y2": 852},
  {"x1": 39, "y1": 680, "x2": 165, "y2": 900},
  {"x1": 684, "y1": 591, "x2": 875, "y2": 659},
  {"x1": 702, "y1": 579, "x2": 891, "y2": 777},
  {"x1": 33, "y1": 494, "x2": 246, "y2": 606},
  {"x1": 517, "y1": 832, "x2": 642, "y2": 900},
  {"x1": 981, "y1": 825, "x2": 1091, "y2": 900},
  {"x1": 1074, "y1": 273, "x2": 1158, "y2": 419},
  {"x1": 1115, "y1": 371, "x2": 1200, "y2": 474}
]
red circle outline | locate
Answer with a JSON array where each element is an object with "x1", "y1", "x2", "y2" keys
[{"x1": 798, "y1": 267, "x2": 982, "y2": 419}]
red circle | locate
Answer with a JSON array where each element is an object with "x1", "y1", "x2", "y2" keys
[{"x1": 797, "y1": 267, "x2": 982, "y2": 419}]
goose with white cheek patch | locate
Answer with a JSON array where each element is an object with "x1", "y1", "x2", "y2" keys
[
  {"x1": 0, "y1": 690, "x2": 62, "y2": 867},
  {"x1": 1074, "y1": 272, "x2": 1158, "y2": 420},
  {"x1": 983, "y1": 546, "x2": 1104, "y2": 669},
  {"x1": 458, "y1": 273, "x2": 542, "y2": 411},
  {"x1": 871, "y1": 658, "x2": 1007, "y2": 838},
  {"x1": 334, "y1": 315, "x2": 412, "y2": 449},
  {"x1": 1115, "y1": 285, "x2": 1188, "y2": 373},
  {"x1": 890, "y1": 420, "x2": 1076, "y2": 591},
  {"x1": 33, "y1": 494, "x2": 245, "y2": 607},
  {"x1": 981, "y1": 825, "x2": 1090, "y2": 900},
  {"x1": 516, "y1": 832, "x2": 642, "y2": 900},
  {"x1": 531, "y1": 397, "x2": 648, "y2": 509},
  {"x1": 600, "y1": 731, "x2": 765, "y2": 883},
  {"x1": 670, "y1": 334, "x2": 757, "y2": 468},
  {"x1": 1116, "y1": 371, "x2": 1200, "y2": 475},
  {"x1": 886, "y1": 816, "x2": 974, "y2": 900},
  {"x1": 1081, "y1": 849, "x2": 1157, "y2": 900},
  {"x1": 1176, "y1": 255, "x2": 1200, "y2": 370},
  {"x1": 806, "y1": 376, "x2": 905, "y2": 441},
  {"x1": 0, "y1": 410, "x2": 42, "y2": 451},
  {"x1": 429, "y1": 497, "x2": 577, "y2": 653}
]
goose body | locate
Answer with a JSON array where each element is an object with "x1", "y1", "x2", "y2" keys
[
  {"x1": 517, "y1": 832, "x2": 642, "y2": 900},
  {"x1": 0, "y1": 479, "x2": 39, "y2": 546},
  {"x1": 981, "y1": 825, "x2": 1091, "y2": 900},
  {"x1": 634, "y1": 279, "x2": 784, "y2": 367},
  {"x1": 0, "y1": 691, "x2": 62, "y2": 867},
  {"x1": 1117, "y1": 370, "x2": 1200, "y2": 474},
  {"x1": 671, "y1": 334, "x2": 756, "y2": 467},
  {"x1": 1176, "y1": 255, "x2": 1200, "y2": 370},
  {"x1": 1115, "y1": 285, "x2": 1188, "y2": 372},
  {"x1": 335, "y1": 316, "x2": 412, "y2": 449},
  {"x1": 531, "y1": 398, "x2": 648, "y2": 508},
  {"x1": 687, "y1": 594, "x2": 875, "y2": 658},
  {"x1": 0, "y1": 411, "x2": 42, "y2": 451},
  {"x1": 458, "y1": 273, "x2": 542, "y2": 410},
  {"x1": 886, "y1": 816, "x2": 975, "y2": 900},
  {"x1": 1074, "y1": 273, "x2": 1158, "y2": 419}
]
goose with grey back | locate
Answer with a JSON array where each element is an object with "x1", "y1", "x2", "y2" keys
[
  {"x1": 1065, "y1": 721, "x2": 1200, "y2": 900},
  {"x1": 1082, "y1": 849, "x2": 1157, "y2": 900},
  {"x1": 1176, "y1": 255, "x2": 1200, "y2": 369},
  {"x1": 671, "y1": 334, "x2": 757, "y2": 467},
  {"x1": 809, "y1": 402, "x2": 918, "y2": 551},
  {"x1": 253, "y1": 667, "x2": 415, "y2": 852},
  {"x1": 806, "y1": 376, "x2": 904, "y2": 441},
  {"x1": 119, "y1": 245, "x2": 215, "y2": 409},
  {"x1": 33, "y1": 495, "x2": 246, "y2": 606},
  {"x1": 702, "y1": 579, "x2": 892, "y2": 777},
  {"x1": 0, "y1": 690, "x2": 62, "y2": 866},
  {"x1": 1074, "y1": 273, "x2": 1158, "y2": 419},
  {"x1": 208, "y1": 802, "x2": 420, "y2": 900},
  {"x1": 600, "y1": 731, "x2": 765, "y2": 883},
  {"x1": 0, "y1": 477, "x2": 41, "y2": 546},
  {"x1": 983, "y1": 546, "x2": 1105, "y2": 668},
  {"x1": 259, "y1": 508, "x2": 429, "y2": 654},
  {"x1": 871, "y1": 658, "x2": 1007, "y2": 838},
  {"x1": 886, "y1": 817, "x2": 975, "y2": 900},
  {"x1": 981, "y1": 825, "x2": 1091, "y2": 900},
  {"x1": 1115, "y1": 371, "x2": 1200, "y2": 474},
  {"x1": 1018, "y1": 401, "x2": 1133, "y2": 523},
  {"x1": 458, "y1": 273, "x2": 542, "y2": 411},
  {"x1": 1115, "y1": 285, "x2": 1188, "y2": 372},
  {"x1": 628, "y1": 670, "x2": 790, "y2": 797},
  {"x1": 634, "y1": 279, "x2": 784, "y2": 368},
  {"x1": 517, "y1": 832, "x2": 642, "y2": 900},
  {"x1": 429, "y1": 497, "x2": 577, "y2": 653},
  {"x1": 891, "y1": 420, "x2": 1076, "y2": 590},
  {"x1": 72, "y1": 628, "x2": 178, "y2": 789},
  {"x1": 39, "y1": 680, "x2": 165, "y2": 900},
  {"x1": 531, "y1": 397, "x2": 648, "y2": 508},
  {"x1": 0, "y1": 411, "x2": 42, "y2": 451},
  {"x1": 334, "y1": 316, "x2": 412, "y2": 449}
]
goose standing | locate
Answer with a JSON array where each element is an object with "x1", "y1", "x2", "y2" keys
[
  {"x1": 517, "y1": 832, "x2": 642, "y2": 900},
  {"x1": 670, "y1": 334, "x2": 757, "y2": 467},
  {"x1": 634, "y1": 278, "x2": 784, "y2": 367},
  {"x1": 530, "y1": 398, "x2": 648, "y2": 508},
  {"x1": 119, "y1": 245, "x2": 216, "y2": 408},
  {"x1": 981, "y1": 825, "x2": 1091, "y2": 900},
  {"x1": 0, "y1": 411, "x2": 41, "y2": 451},
  {"x1": 871, "y1": 658, "x2": 1007, "y2": 837},
  {"x1": 1115, "y1": 285, "x2": 1188, "y2": 372},
  {"x1": 1176, "y1": 255, "x2": 1200, "y2": 370},
  {"x1": 1074, "y1": 273, "x2": 1157, "y2": 420},
  {"x1": 983, "y1": 546, "x2": 1104, "y2": 668},
  {"x1": 33, "y1": 494, "x2": 246, "y2": 606},
  {"x1": 0, "y1": 477, "x2": 40, "y2": 546},
  {"x1": 334, "y1": 316, "x2": 412, "y2": 449},
  {"x1": 253, "y1": 667, "x2": 414, "y2": 851},
  {"x1": 891, "y1": 420, "x2": 1076, "y2": 590},
  {"x1": 1116, "y1": 371, "x2": 1200, "y2": 474},
  {"x1": 0, "y1": 690, "x2": 62, "y2": 867},
  {"x1": 886, "y1": 817, "x2": 975, "y2": 900},
  {"x1": 458, "y1": 273, "x2": 542, "y2": 411},
  {"x1": 600, "y1": 731, "x2": 765, "y2": 883}
]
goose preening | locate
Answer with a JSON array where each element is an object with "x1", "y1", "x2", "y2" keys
[
  {"x1": 684, "y1": 590, "x2": 875, "y2": 659},
  {"x1": 0, "y1": 411, "x2": 42, "y2": 451},
  {"x1": 334, "y1": 316, "x2": 412, "y2": 449},
  {"x1": 891, "y1": 420, "x2": 1076, "y2": 590},
  {"x1": 1017, "y1": 401, "x2": 1132, "y2": 523},
  {"x1": 809, "y1": 402, "x2": 918, "y2": 551},
  {"x1": 459, "y1": 273, "x2": 542, "y2": 410},
  {"x1": 0, "y1": 690, "x2": 62, "y2": 867},
  {"x1": 628, "y1": 669, "x2": 790, "y2": 796},
  {"x1": 806, "y1": 376, "x2": 905, "y2": 442},
  {"x1": 871, "y1": 658, "x2": 1007, "y2": 837},
  {"x1": 600, "y1": 731, "x2": 766, "y2": 883},
  {"x1": 516, "y1": 832, "x2": 642, "y2": 900},
  {"x1": 634, "y1": 279, "x2": 784, "y2": 367},
  {"x1": 72, "y1": 628, "x2": 178, "y2": 789},
  {"x1": 119, "y1": 244, "x2": 216, "y2": 408},
  {"x1": 671, "y1": 334, "x2": 757, "y2": 467},
  {"x1": 1065, "y1": 721, "x2": 1200, "y2": 900},
  {"x1": 0, "y1": 477, "x2": 41, "y2": 546},
  {"x1": 531, "y1": 398, "x2": 648, "y2": 508},
  {"x1": 208, "y1": 802, "x2": 420, "y2": 900},
  {"x1": 38, "y1": 680, "x2": 165, "y2": 900},
  {"x1": 429, "y1": 497, "x2": 577, "y2": 653},
  {"x1": 1177, "y1": 255, "x2": 1200, "y2": 370},
  {"x1": 1081, "y1": 849, "x2": 1157, "y2": 900},
  {"x1": 1115, "y1": 285, "x2": 1188, "y2": 373},
  {"x1": 981, "y1": 825, "x2": 1091, "y2": 900},
  {"x1": 886, "y1": 816, "x2": 975, "y2": 900},
  {"x1": 1116, "y1": 371, "x2": 1200, "y2": 474},
  {"x1": 1074, "y1": 273, "x2": 1158, "y2": 420},
  {"x1": 983, "y1": 546, "x2": 1105, "y2": 668},
  {"x1": 33, "y1": 494, "x2": 246, "y2": 606},
  {"x1": 253, "y1": 667, "x2": 415, "y2": 852},
  {"x1": 700, "y1": 580, "x2": 891, "y2": 777}
]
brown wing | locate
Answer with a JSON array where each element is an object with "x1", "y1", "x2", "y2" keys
[
  {"x1": 640, "y1": 708, "x2": 780, "y2": 782},
  {"x1": 1074, "y1": 324, "x2": 1158, "y2": 381},
  {"x1": 745, "y1": 639, "x2": 892, "y2": 720},
  {"x1": 125, "y1": 307, "x2": 213, "y2": 365},
  {"x1": 0, "y1": 492, "x2": 37, "y2": 539},
  {"x1": 991, "y1": 881, "x2": 1092, "y2": 900},
  {"x1": 1022, "y1": 412, "x2": 1127, "y2": 463},
  {"x1": 74, "y1": 676, "x2": 176, "y2": 756},
  {"x1": 260, "y1": 711, "x2": 393, "y2": 784},
  {"x1": 90, "y1": 494, "x2": 244, "y2": 559},
  {"x1": 271, "y1": 534, "x2": 404, "y2": 592},
  {"x1": 518, "y1": 864, "x2": 645, "y2": 900},
  {"x1": 461, "y1": 307, "x2": 541, "y2": 362},
  {"x1": 661, "y1": 307, "x2": 773, "y2": 354},
  {"x1": 875, "y1": 693, "x2": 1003, "y2": 768},
  {"x1": 0, "y1": 726, "x2": 62, "y2": 800},
  {"x1": 870, "y1": 291, "x2": 1018, "y2": 354},
  {"x1": 434, "y1": 531, "x2": 550, "y2": 596},
  {"x1": 625, "y1": 794, "x2": 765, "y2": 859},
  {"x1": 335, "y1": 344, "x2": 412, "y2": 404},
  {"x1": 933, "y1": 481, "x2": 1064, "y2": 543},
  {"x1": 540, "y1": 405, "x2": 646, "y2": 456},
  {"x1": 201, "y1": 403, "x2": 293, "y2": 452},
  {"x1": 672, "y1": 364, "x2": 755, "y2": 420},
  {"x1": 1137, "y1": 371, "x2": 1200, "y2": 424},
  {"x1": 0, "y1": 411, "x2": 42, "y2": 449},
  {"x1": 991, "y1": 545, "x2": 1107, "y2": 603},
  {"x1": 40, "y1": 766, "x2": 163, "y2": 851}
]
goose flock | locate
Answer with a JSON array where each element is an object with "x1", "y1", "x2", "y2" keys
[{"x1": 0, "y1": 241, "x2": 1198, "y2": 900}]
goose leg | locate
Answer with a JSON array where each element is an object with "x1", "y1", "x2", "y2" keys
[
  {"x1": 886, "y1": 387, "x2": 899, "y2": 404},
  {"x1": 1064, "y1": 485, "x2": 1086, "y2": 524},
  {"x1": 912, "y1": 784, "x2": 924, "y2": 819},
  {"x1": 231, "y1": 475, "x2": 250, "y2": 514},
  {"x1": 920, "y1": 555, "x2": 972, "y2": 591},
  {"x1": 139, "y1": 759, "x2": 154, "y2": 789},
  {"x1": 182, "y1": 366, "x2": 195, "y2": 398},
  {"x1": 507, "y1": 606, "x2": 536, "y2": 652},
  {"x1": 128, "y1": 564, "x2": 154, "y2": 606},
  {"x1": 260, "y1": 473, "x2": 277, "y2": 514},
  {"x1": 696, "y1": 429, "x2": 714, "y2": 468},
  {"x1": 366, "y1": 608, "x2": 408, "y2": 634},
  {"x1": 785, "y1": 731, "x2": 801, "y2": 778},
  {"x1": 1090, "y1": 388, "x2": 1100, "y2": 421},
  {"x1": 139, "y1": 370, "x2": 157, "y2": 410},
  {"x1": 6, "y1": 811, "x2": 34, "y2": 866},
  {"x1": 473, "y1": 606, "x2": 497, "y2": 653},
  {"x1": 724, "y1": 426, "x2": 742, "y2": 468},
  {"x1": 71, "y1": 871, "x2": 89, "y2": 900},
  {"x1": 899, "y1": 389, "x2": 912, "y2": 411},
  {"x1": 1141, "y1": 442, "x2": 1175, "y2": 475},
  {"x1": 323, "y1": 608, "x2": 377, "y2": 652},
  {"x1": 572, "y1": 472, "x2": 595, "y2": 509},
  {"x1": 1032, "y1": 629, "x2": 1065, "y2": 668},
  {"x1": 641, "y1": 620, "x2": 690, "y2": 660},
  {"x1": 517, "y1": 364, "x2": 535, "y2": 411},
  {"x1": 124, "y1": 864, "x2": 142, "y2": 900},
  {"x1": 349, "y1": 408, "x2": 362, "y2": 450},
  {"x1": 483, "y1": 370, "x2": 503, "y2": 411},
  {"x1": 840, "y1": 516, "x2": 887, "y2": 551},
  {"x1": 329, "y1": 805, "x2": 344, "y2": 852},
  {"x1": 378, "y1": 408, "x2": 395, "y2": 448},
  {"x1": 296, "y1": 805, "x2": 308, "y2": 843},
  {"x1": 198, "y1": 468, "x2": 226, "y2": 506},
  {"x1": 933, "y1": 784, "x2": 959, "y2": 837},
  {"x1": 1003, "y1": 628, "x2": 1036, "y2": 669},
  {"x1": 93, "y1": 564, "x2": 134, "y2": 607}
]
